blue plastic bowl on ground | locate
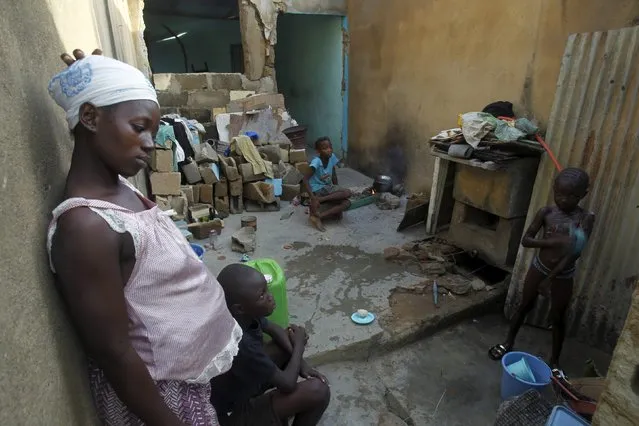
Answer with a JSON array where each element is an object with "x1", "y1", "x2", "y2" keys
[
  {"x1": 501, "y1": 351, "x2": 552, "y2": 400},
  {"x1": 545, "y1": 406, "x2": 590, "y2": 426},
  {"x1": 190, "y1": 243, "x2": 204, "y2": 259}
]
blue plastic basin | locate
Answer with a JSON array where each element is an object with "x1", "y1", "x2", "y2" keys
[{"x1": 501, "y1": 351, "x2": 551, "y2": 400}]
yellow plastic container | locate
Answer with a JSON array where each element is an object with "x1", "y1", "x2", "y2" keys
[{"x1": 246, "y1": 258, "x2": 289, "y2": 328}]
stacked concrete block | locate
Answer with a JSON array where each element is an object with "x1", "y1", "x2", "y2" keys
[
  {"x1": 153, "y1": 72, "x2": 276, "y2": 123},
  {"x1": 151, "y1": 72, "x2": 307, "y2": 216},
  {"x1": 281, "y1": 184, "x2": 301, "y2": 201},
  {"x1": 230, "y1": 195, "x2": 244, "y2": 215},
  {"x1": 218, "y1": 156, "x2": 244, "y2": 214},
  {"x1": 198, "y1": 184, "x2": 214, "y2": 204},
  {"x1": 282, "y1": 163, "x2": 303, "y2": 185},
  {"x1": 181, "y1": 185, "x2": 196, "y2": 205},
  {"x1": 220, "y1": 157, "x2": 240, "y2": 180},
  {"x1": 227, "y1": 93, "x2": 285, "y2": 113},
  {"x1": 181, "y1": 159, "x2": 202, "y2": 185},
  {"x1": 199, "y1": 165, "x2": 219, "y2": 184},
  {"x1": 150, "y1": 172, "x2": 181, "y2": 196},
  {"x1": 215, "y1": 179, "x2": 228, "y2": 197},
  {"x1": 149, "y1": 141, "x2": 181, "y2": 197},
  {"x1": 239, "y1": 163, "x2": 268, "y2": 183},
  {"x1": 243, "y1": 182, "x2": 276, "y2": 204},
  {"x1": 447, "y1": 158, "x2": 539, "y2": 267},
  {"x1": 258, "y1": 145, "x2": 282, "y2": 163},
  {"x1": 289, "y1": 149, "x2": 306, "y2": 164},
  {"x1": 291, "y1": 148, "x2": 312, "y2": 178},
  {"x1": 215, "y1": 197, "x2": 230, "y2": 218}
]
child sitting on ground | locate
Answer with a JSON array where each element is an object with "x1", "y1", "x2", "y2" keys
[
  {"x1": 488, "y1": 168, "x2": 595, "y2": 374},
  {"x1": 211, "y1": 264, "x2": 330, "y2": 426},
  {"x1": 303, "y1": 137, "x2": 351, "y2": 231}
]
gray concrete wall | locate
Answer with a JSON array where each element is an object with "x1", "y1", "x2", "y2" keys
[{"x1": 0, "y1": 0, "x2": 145, "y2": 423}]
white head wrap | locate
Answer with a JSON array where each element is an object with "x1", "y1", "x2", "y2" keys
[{"x1": 48, "y1": 55, "x2": 159, "y2": 130}]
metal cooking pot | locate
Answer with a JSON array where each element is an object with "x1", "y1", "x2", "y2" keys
[{"x1": 373, "y1": 175, "x2": 393, "y2": 193}]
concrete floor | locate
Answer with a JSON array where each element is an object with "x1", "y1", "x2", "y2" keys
[
  {"x1": 318, "y1": 314, "x2": 611, "y2": 426},
  {"x1": 203, "y1": 168, "x2": 426, "y2": 359},
  {"x1": 199, "y1": 167, "x2": 612, "y2": 425}
]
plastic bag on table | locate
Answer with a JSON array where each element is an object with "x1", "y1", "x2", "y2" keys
[
  {"x1": 494, "y1": 119, "x2": 526, "y2": 142},
  {"x1": 459, "y1": 112, "x2": 498, "y2": 148},
  {"x1": 514, "y1": 118, "x2": 540, "y2": 135}
]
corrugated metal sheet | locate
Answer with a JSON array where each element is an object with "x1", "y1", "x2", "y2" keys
[{"x1": 505, "y1": 27, "x2": 639, "y2": 352}]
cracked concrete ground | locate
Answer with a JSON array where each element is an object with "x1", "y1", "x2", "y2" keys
[
  {"x1": 203, "y1": 168, "x2": 423, "y2": 358},
  {"x1": 199, "y1": 168, "x2": 611, "y2": 425},
  {"x1": 202, "y1": 168, "x2": 503, "y2": 362},
  {"x1": 318, "y1": 314, "x2": 611, "y2": 426}
]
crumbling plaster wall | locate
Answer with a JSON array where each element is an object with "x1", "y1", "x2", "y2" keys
[
  {"x1": 239, "y1": 0, "x2": 346, "y2": 81},
  {"x1": 1, "y1": 0, "x2": 147, "y2": 423},
  {"x1": 593, "y1": 283, "x2": 639, "y2": 425},
  {"x1": 347, "y1": 0, "x2": 639, "y2": 192}
]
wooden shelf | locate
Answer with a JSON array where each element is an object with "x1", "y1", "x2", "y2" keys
[{"x1": 430, "y1": 148, "x2": 504, "y2": 171}]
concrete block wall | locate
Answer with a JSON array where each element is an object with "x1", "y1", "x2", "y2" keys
[{"x1": 154, "y1": 72, "x2": 276, "y2": 121}]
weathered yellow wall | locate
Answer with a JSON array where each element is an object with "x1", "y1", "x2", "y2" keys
[
  {"x1": 347, "y1": 0, "x2": 639, "y2": 192},
  {"x1": 0, "y1": 0, "x2": 144, "y2": 423},
  {"x1": 593, "y1": 284, "x2": 639, "y2": 426}
]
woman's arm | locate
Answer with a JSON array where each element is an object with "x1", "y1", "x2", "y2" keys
[{"x1": 52, "y1": 209, "x2": 183, "y2": 426}]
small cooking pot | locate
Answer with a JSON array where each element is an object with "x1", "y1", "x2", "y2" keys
[{"x1": 373, "y1": 175, "x2": 393, "y2": 193}]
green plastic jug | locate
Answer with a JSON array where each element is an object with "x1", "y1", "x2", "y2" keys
[{"x1": 246, "y1": 258, "x2": 289, "y2": 328}]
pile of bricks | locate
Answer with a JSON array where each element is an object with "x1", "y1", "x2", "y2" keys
[
  {"x1": 148, "y1": 133, "x2": 309, "y2": 241},
  {"x1": 148, "y1": 132, "x2": 225, "y2": 240},
  {"x1": 147, "y1": 82, "x2": 313, "y2": 241},
  {"x1": 236, "y1": 144, "x2": 308, "y2": 212}
]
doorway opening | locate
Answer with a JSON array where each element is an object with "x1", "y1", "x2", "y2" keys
[
  {"x1": 276, "y1": 13, "x2": 347, "y2": 157},
  {"x1": 143, "y1": 0, "x2": 242, "y2": 74}
]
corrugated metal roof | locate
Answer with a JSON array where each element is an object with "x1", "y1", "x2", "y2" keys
[{"x1": 505, "y1": 26, "x2": 639, "y2": 352}]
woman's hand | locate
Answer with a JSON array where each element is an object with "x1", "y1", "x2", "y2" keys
[{"x1": 60, "y1": 48, "x2": 103, "y2": 66}]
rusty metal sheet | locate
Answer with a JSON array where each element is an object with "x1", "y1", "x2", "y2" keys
[{"x1": 505, "y1": 27, "x2": 639, "y2": 352}]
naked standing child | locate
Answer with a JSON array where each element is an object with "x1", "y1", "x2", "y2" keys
[{"x1": 488, "y1": 168, "x2": 595, "y2": 373}]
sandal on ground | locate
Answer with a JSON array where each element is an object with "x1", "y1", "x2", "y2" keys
[{"x1": 488, "y1": 344, "x2": 510, "y2": 361}]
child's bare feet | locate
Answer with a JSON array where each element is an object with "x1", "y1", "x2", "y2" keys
[{"x1": 310, "y1": 216, "x2": 326, "y2": 232}]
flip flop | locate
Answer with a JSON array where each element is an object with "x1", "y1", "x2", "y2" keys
[{"x1": 488, "y1": 344, "x2": 510, "y2": 361}]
